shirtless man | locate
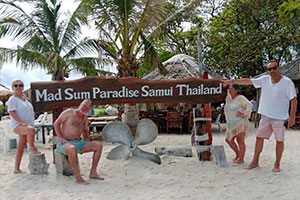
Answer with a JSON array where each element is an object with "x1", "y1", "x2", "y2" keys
[{"x1": 54, "y1": 99, "x2": 104, "y2": 184}]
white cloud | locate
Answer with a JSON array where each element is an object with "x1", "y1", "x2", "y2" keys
[
  {"x1": 0, "y1": 1, "x2": 94, "y2": 90},
  {"x1": 0, "y1": 62, "x2": 85, "y2": 90}
]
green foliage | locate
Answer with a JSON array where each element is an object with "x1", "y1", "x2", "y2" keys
[
  {"x1": 94, "y1": 107, "x2": 106, "y2": 116},
  {"x1": 136, "y1": 50, "x2": 175, "y2": 78},
  {"x1": 151, "y1": 2, "x2": 202, "y2": 58},
  {"x1": 0, "y1": 104, "x2": 7, "y2": 115},
  {"x1": 204, "y1": 0, "x2": 300, "y2": 78},
  {"x1": 279, "y1": 0, "x2": 300, "y2": 57}
]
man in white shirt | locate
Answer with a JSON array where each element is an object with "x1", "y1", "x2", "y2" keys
[{"x1": 223, "y1": 60, "x2": 297, "y2": 172}]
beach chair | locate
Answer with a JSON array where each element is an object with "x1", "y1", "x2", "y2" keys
[
  {"x1": 0, "y1": 118, "x2": 18, "y2": 154},
  {"x1": 34, "y1": 113, "x2": 46, "y2": 141},
  {"x1": 212, "y1": 113, "x2": 222, "y2": 133},
  {"x1": 34, "y1": 112, "x2": 53, "y2": 144}
]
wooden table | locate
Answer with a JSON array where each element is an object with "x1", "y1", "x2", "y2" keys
[{"x1": 88, "y1": 115, "x2": 119, "y2": 132}]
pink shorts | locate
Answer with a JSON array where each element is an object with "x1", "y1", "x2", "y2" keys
[{"x1": 256, "y1": 116, "x2": 286, "y2": 142}]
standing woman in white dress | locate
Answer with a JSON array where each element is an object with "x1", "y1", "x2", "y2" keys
[
  {"x1": 224, "y1": 84, "x2": 252, "y2": 164},
  {"x1": 6, "y1": 80, "x2": 40, "y2": 173}
]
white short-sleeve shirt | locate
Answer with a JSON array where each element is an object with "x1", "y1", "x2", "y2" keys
[
  {"x1": 251, "y1": 75, "x2": 297, "y2": 120},
  {"x1": 6, "y1": 95, "x2": 35, "y2": 130}
]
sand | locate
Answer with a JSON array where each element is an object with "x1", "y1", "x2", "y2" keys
[{"x1": 0, "y1": 124, "x2": 299, "y2": 200}]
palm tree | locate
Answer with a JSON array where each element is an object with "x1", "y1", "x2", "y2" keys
[
  {"x1": 83, "y1": 0, "x2": 202, "y2": 132},
  {"x1": 80, "y1": 0, "x2": 170, "y2": 131},
  {"x1": 0, "y1": 0, "x2": 110, "y2": 80},
  {"x1": 82, "y1": 0, "x2": 170, "y2": 78}
]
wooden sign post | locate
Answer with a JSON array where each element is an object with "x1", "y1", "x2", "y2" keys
[{"x1": 31, "y1": 77, "x2": 227, "y2": 163}]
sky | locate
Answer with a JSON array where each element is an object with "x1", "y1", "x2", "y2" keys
[{"x1": 0, "y1": 0, "x2": 109, "y2": 91}]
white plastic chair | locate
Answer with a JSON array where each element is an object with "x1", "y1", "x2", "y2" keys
[
  {"x1": 0, "y1": 118, "x2": 18, "y2": 154},
  {"x1": 35, "y1": 113, "x2": 45, "y2": 125},
  {"x1": 212, "y1": 113, "x2": 222, "y2": 133},
  {"x1": 35, "y1": 112, "x2": 53, "y2": 144},
  {"x1": 44, "y1": 113, "x2": 53, "y2": 125},
  {"x1": 34, "y1": 113, "x2": 46, "y2": 141},
  {"x1": 44, "y1": 113, "x2": 53, "y2": 144}
]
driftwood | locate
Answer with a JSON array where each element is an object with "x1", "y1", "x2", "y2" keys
[
  {"x1": 155, "y1": 145, "x2": 192, "y2": 157},
  {"x1": 194, "y1": 145, "x2": 211, "y2": 161},
  {"x1": 28, "y1": 153, "x2": 49, "y2": 174}
]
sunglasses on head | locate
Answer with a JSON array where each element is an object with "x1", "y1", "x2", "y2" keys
[
  {"x1": 14, "y1": 84, "x2": 24, "y2": 88},
  {"x1": 267, "y1": 66, "x2": 278, "y2": 71}
]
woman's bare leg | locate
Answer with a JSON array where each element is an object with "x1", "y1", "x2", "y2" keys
[
  {"x1": 14, "y1": 135, "x2": 27, "y2": 173},
  {"x1": 14, "y1": 125, "x2": 40, "y2": 154},
  {"x1": 236, "y1": 132, "x2": 246, "y2": 163},
  {"x1": 225, "y1": 136, "x2": 239, "y2": 161}
]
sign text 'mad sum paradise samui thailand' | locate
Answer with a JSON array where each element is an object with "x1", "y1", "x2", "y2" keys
[{"x1": 31, "y1": 77, "x2": 227, "y2": 112}]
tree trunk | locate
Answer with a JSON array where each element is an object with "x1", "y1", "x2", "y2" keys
[{"x1": 121, "y1": 103, "x2": 139, "y2": 134}]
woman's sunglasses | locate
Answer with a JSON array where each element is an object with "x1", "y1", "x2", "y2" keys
[
  {"x1": 267, "y1": 66, "x2": 278, "y2": 71},
  {"x1": 14, "y1": 84, "x2": 24, "y2": 88}
]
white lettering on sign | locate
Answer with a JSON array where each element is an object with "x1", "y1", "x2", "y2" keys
[
  {"x1": 176, "y1": 83, "x2": 222, "y2": 96},
  {"x1": 141, "y1": 85, "x2": 173, "y2": 97},
  {"x1": 34, "y1": 83, "x2": 223, "y2": 102},
  {"x1": 92, "y1": 86, "x2": 139, "y2": 99},
  {"x1": 35, "y1": 88, "x2": 62, "y2": 102},
  {"x1": 65, "y1": 88, "x2": 90, "y2": 100}
]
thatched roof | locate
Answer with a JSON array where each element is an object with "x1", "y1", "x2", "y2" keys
[
  {"x1": 0, "y1": 90, "x2": 13, "y2": 105},
  {"x1": 280, "y1": 57, "x2": 300, "y2": 82},
  {"x1": 143, "y1": 54, "x2": 223, "y2": 80}
]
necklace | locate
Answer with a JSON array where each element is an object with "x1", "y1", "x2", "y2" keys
[{"x1": 14, "y1": 94, "x2": 25, "y2": 101}]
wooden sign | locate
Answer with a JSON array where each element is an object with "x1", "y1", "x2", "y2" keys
[{"x1": 31, "y1": 77, "x2": 226, "y2": 112}]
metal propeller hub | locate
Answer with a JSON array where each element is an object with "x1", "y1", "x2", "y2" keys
[
  {"x1": 129, "y1": 143, "x2": 137, "y2": 151},
  {"x1": 102, "y1": 119, "x2": 161, "y2": 164}
]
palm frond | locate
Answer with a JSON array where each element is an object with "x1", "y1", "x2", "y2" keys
[
  {"x1": 63, "y1": 38, "x2": 99, "y2": 59},
  {"x1": 0, "y1": 0, "x2": 50, "y2": 43},
  {"x1": 61, "y1": 0, "x2": 90, "y2": 51},
  {"x1": 68, "y1": 57, "x2": 101, "y2": 76}
]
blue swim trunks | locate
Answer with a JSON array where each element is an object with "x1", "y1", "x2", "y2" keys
[{"x1": 56, "y1": 140, "x2": 88, "y2": 155}]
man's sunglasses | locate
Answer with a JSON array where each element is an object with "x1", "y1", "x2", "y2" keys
[
  {"x1": 14, "y1": 84, "x2": 24, "y2": 88},
  {"x1": 267, "y1": 66, "x2": 278, "y2": 71}
]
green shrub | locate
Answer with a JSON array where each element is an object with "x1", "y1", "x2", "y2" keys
[
  {"x1": 0, "y1": 105, "x2": 7, "y2": 115},
  {"x1": 94, "y1": 108, "x2": 106, "y2": 116}
]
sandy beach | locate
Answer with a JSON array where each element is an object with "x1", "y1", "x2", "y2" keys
[{"x1": 0, "y1": 124, "x2": 299, "y2": 200}]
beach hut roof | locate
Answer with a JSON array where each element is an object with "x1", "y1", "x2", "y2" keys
[
  {"x1": 143, "y1": 54, "x2": 223, "y2": 80},
  {"x1": 0, "y1": 90, "x2": 13, "y2": 105}
]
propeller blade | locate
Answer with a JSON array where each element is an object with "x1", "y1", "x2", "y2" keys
[
  {"x1": 107, "y1": 145, "x2": 131, "y2": 160},
  {"x1": 133, "y1": 119, "x2": 158, "y2": 145},
  {"x1": 132, "y1": 147, "x2": 161, "y2": 164},
  {"x1": 102, "y1": 121, "x2": 133, "y2": 146}
]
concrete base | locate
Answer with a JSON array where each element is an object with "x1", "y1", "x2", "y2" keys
[
  {"x1": 28, "y1": 153, "x2": 49, "y2": 174},
  {"x1": 54, "y1": 151, "x2": 79, "y2": 176},
  {"x1": 211, "y1": 145, "x2": 228, "y2": 167}
]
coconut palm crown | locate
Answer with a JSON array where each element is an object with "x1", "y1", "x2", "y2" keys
[
  {"x1": 0, "y1": 0, "x2": 110, "y2": 80},
  {"x1": 82, "y1": 0, "x2": 169, "y2": 77}
]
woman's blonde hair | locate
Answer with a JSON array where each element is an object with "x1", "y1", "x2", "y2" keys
[
  {"x1": 11, "y1": 80, "x2": 26, "y2": 99},
  {"x1": 11, "y1": 80, "x2": 24, "y2": 89}
]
